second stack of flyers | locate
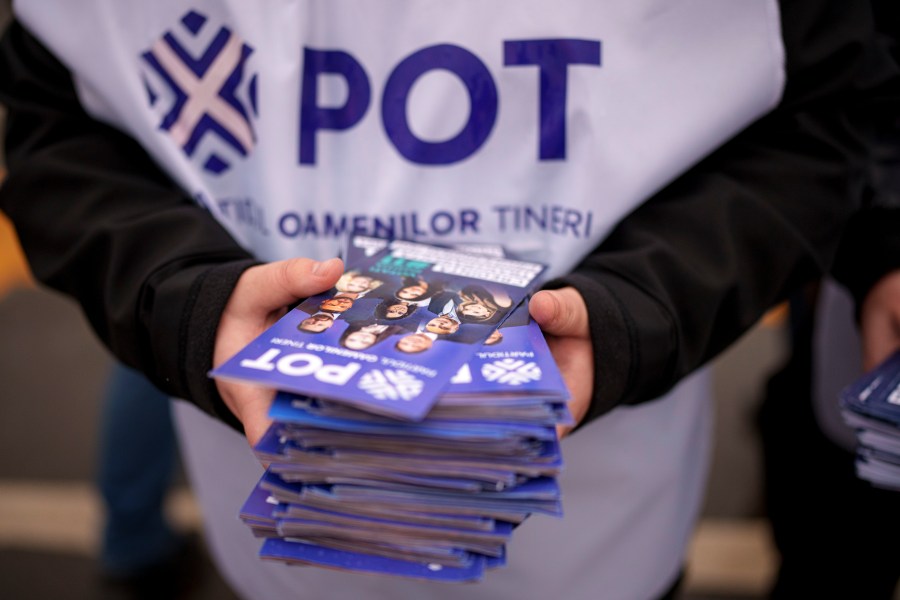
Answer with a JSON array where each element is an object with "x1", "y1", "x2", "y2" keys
[
  {"x1": 214, "y1": 237, "x2": 571, "y2": 582},
  {"x1": 839, "y1": 349, "x2": 900, "y2": 491}
]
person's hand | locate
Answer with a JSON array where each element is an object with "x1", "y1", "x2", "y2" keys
[
  {"x1": 859, "y1": 269, "x2": 900, "y2": 371},
  {"x1": 529, "y1": 287, "x2": 593, "y2": 439},
  {"x1": 213, "y1": 257, "x2": 344, "y2": 445}
]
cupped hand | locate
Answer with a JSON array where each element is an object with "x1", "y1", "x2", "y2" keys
[
  {"x1": 860, "y1": 269, "x2": 900, "y2": 372},
  {"x1": 529, "y1": 287, "x2": 594, "y2": 439},
  {"x1": 213, "y1": 257, "x2": 343, "y2": 445}
]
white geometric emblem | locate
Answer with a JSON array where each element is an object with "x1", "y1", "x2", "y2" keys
[
  {"x1": 481, "y1": 359, "x2": 542, "y2": 386},
  {"x1": 358, "y1": 369, "x2": 423, "y2": 401},
  {"x1": 140, "y1": 10, "x2": 258, "y2": 175},
  {"x1": 450, "y1": 363, "x2": 472, "y2": 384}
]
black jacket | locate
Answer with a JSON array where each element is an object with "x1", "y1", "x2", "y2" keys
[
  {"x1": 831, "y1": 2, "x2": 900, "y2": 311},
  {"x1": 1, "y1": 1, "x2": 897, "y2": 431}
]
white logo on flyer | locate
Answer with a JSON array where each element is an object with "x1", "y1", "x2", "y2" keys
[
  {"x1": 481, "y1": 359, "x2": 542, "y2": 385},
  {"x1": 451, "y1": 364, "x2": 472, "y2": 385},
  {"x1": 359, "y1": 369, "x2": 423, "y2": 401},
  {"x1": 859, "y1": 376, "x2": 883, "y2": 402},
  {"x1": 888, "y1": 385, "x2": 900, "y2": 406}
]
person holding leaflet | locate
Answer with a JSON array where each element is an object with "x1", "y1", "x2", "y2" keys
[{"x1": 1, "y1": 1, "x2": 896, "y2": 598}]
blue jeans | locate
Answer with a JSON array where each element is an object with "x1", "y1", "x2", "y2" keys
[{"x1": 97, "y1": 364, "x2": 180, "y2": 574}]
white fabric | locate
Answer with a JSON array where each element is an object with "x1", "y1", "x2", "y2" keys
[
  {"x1": 16, "y1": 1, "x2": 784, "y2": 597},
  {"x1": 17, "y1": 0, "x2": 784, "y2": 275}
]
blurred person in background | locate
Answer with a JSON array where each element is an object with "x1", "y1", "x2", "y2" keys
[{"x1": 758, "y1": 2, "x2": 900, "y2": 596}]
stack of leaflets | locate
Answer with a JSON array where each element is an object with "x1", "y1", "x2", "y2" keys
[
  {"x1": 212, "y1": 236, "x2": 571, "y2": 582},
  {"x1": 839, "y1": 349, "x2": 900, "y2": 491}
]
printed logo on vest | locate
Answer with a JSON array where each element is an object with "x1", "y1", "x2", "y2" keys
[{"x1": 140, "y1": 10, "x2": 258, "y2": 175}]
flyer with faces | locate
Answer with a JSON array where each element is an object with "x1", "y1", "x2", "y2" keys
[{"x1": 211, "y1": 237, "x2": 547, "y2": 420}]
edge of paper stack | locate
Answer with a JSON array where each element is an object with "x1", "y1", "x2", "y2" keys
[
  {"x1": 218, "y1": 236, "x2": 571, "y2": 582},
  {"x1": 839, "y1": 349, "x2": 900, "y2": 492}
]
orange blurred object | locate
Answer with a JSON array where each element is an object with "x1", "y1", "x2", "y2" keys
[
  {"x1": 761, "y1": 301, "x2": 789, "y2": 328},
  {"x1": 0, "y1": 208, "x2": 34, "y2": 297}
]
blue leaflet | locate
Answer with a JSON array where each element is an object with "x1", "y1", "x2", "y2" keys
[
  {"x1": 840, "y1": 349, "x2": 900, "y2": 427},
  {"x1": 211, "y1": 237, "x2": 546, "y2": 420},
  {"x1": 260, "y1": 538, "x2": 488, "y2": 582},
  {"x1": 840, "y1": 349, "x2": 900, "y2": 490}
]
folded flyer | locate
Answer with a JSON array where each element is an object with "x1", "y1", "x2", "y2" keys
[{"x1": 211, "y1": 237, "x2": 546, "y2": 420}]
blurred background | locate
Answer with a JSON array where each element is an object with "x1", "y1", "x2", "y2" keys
[{"x1": 0, "y1": 2, "x2": 893, "y2": 599}]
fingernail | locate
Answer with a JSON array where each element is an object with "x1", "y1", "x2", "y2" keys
[{"x1": 312, "y1": 257, "x2": 338, "y2": 275}]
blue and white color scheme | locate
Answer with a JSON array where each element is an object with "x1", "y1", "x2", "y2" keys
[
  {"x1": 140, "y1": 9, "x2": 257, "y2": 175},
  {"x1": 840, "y1": 350, "x2": 900, "y2": 490},
  {"x1": 17, "y1": 1, "x2": 783, "y2": 598},
  {"x1": 212, "y1": 238, "x2": 547, "y2": 420},
  {"x1": 17, "y1": 1, "x2": 784, "y2": 271}
]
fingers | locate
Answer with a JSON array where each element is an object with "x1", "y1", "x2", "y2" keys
[
  {"x1": 216, "y1": 380, "x2": 275, "y2": 446},
  {"x1": 532, "y1": 289, "x2": 594, "y2": 440},
  {"x1": 859, "y1": 270, "x2": 900, "y2": 371},
  {"x1": 556, "y1": 423, "x2": 575, "y2": 440},
  {"x1": 233, "y1": 257, "x2": 344, "y2": 315},
  {"x1": 530, "y1": 287, "x2": 590, "y2": 338},
  {"x1": 243, "y1": 408, "x2": 274, "y2": 448},
  {"x1": 213, "y1": 256, "x2": 343, "y2": 444},
  {"x1": 861, "y1": 311, "x2": 900, "y2": 371}
]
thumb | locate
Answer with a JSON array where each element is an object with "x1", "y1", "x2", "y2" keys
[
  {"x1": 861, "y1": 311, "x2": 898, "y2": 372},
  {"x1": 529, "y1": 287, "x2": 590, "y2": 338},
  {"x1": 232, "y1": 257, "x2": 344, "y2": 315}
]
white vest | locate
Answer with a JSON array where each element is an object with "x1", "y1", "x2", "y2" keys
[{"x1": 17, "y1": 1, "x2": 784, "y2": 597}]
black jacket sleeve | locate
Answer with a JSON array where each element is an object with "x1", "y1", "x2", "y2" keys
[
  {"x1": 831, "y1": 5, "x2": 900, "y2": 310},
  {"x1": 1, "y1": 1, "x2": 897, "y2": 433},
  {"x1": 0, "y1": 20, "x2": 254, "y2": 428},
  {"x1": 548, "y1": 0, "x2": 900, "y2": 424},
  {"x1": 831, "y1": 205, "x2": 900, "y2": 312}
]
